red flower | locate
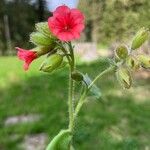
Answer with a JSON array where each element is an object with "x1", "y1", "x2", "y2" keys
[
  {"x1": 48, "y1": 5, "x2": 85, "y2": 42},
  {"x1": 16, "y1": 47, "x2": 38, "y2": 71}
]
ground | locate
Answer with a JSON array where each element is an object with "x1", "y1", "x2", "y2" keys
[{"x1": 0, "y1": 56, "x2": 149, "y2": 150}]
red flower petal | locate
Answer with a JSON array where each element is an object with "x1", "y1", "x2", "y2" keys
[
  {"x1": 57, "y1": 32, "x2": 74, "y2": 42},
  {"x1": 71, "y1": 9, "x2": 84, "y2": 21},
  {"x1": 70, "y1": 30, "x2": 80, "y2": 39},
  {"x1": 53, "y1": 5, "x2": 70, "y2": 16},
  {"x1": 16, "y1": 47, "x2": 37, "y2": 71},
  {"x1": 73, "y1": 24, "x2": 85, "y2": 33},
  {"x1": 48, "y1": 5, "x2": 85, "y2": 41}
]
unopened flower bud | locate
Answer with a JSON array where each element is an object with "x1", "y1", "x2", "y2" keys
[
  {"x1": 30, "y1": 32, "x2": 55, "y2": 46},
  {"x1": 126, "y1": 56, "x2": 140, "y2": 71},
  {"x1": 40, "y1": 54, "x2": 63, "y2": 73},
  {"x1": 131, "y1": 28, "x2": 149, "y2": 50},
  {"x1": 115, "y1": 44, "x2": 128, "y2": 59},
  {"x1": 35, "y1": 22, "x2": 53, "y2": 37},
  {"x1": 71, "y1": 71, "x2": 83, "y2": 82},
  {"x1": 138, "y1": 55, "x2": 150, "y2": 69},
  {"x1": 116, "y1": 67, "x2": 132, "y2": 89}
]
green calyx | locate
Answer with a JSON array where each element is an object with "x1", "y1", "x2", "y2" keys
[
  {"x1": 115, "y1": 44, "x2": 129, "y2": 59},
  {"x1": 35, "y1": 22, "x2": 54, "y2": 38},
  {"x1": 138, "y1": 55, "x2": 150, "y2": 69},
  {"x1": 30, "y1": 21, "x2": 56, "y2": 47},
  {"x1": 131, "y1": 27, "x2": 149, "y2": 50},
  {"x1": 126, "y1": 56, "x2": 140, "y2": 71},
  {"x1": 30, "y1": 32, "x2": 55, "y2": 47},
  {"x1": 39, "y1": 54, "x2": 64, "y2": 73},
  {"x1": 116, "y1": 66, "x2": 132, "y2": 89}
]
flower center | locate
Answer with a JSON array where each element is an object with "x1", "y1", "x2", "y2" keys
[{"x1": 64, "y1": 26, "x2": 70, "y2": 31}]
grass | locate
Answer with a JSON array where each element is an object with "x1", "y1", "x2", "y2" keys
[{"x1": 0, "y1": 56, "x2": 150, "y2": 150}]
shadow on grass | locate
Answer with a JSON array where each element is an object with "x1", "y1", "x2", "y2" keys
[{"x1": 0, "y1": 60, "x2": 150, "y2": 150}]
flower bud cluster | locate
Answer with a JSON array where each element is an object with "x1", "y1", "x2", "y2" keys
[
  {"x1": 115, "y1": 28, "x2": 149, "y2": 89},
  {"x1": 16, "y1": 22, "x2": 66, "y2": 72}
]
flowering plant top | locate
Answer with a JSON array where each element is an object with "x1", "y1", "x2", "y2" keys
[{"x1": 16, "y1": 5, "x2": 150, "y2": 150}]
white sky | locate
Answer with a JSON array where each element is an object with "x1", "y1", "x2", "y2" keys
[{"x1": 46, "y1": 0, "x2": 79, "y2": 11}]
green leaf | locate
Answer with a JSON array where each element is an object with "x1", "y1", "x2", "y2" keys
[
  {"x1": 46, "y1": 129, "x2": 72, "y2": 150},
  {"x1": 83, "y1": 74, "x2": 101, "y2": 99}
]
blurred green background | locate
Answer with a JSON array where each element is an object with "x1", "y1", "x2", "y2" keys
[{"x1": 0, "y1": 0, "x2": 150, "y2": 150}]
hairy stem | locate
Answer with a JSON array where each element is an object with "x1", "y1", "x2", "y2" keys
[
  {"x1": 68, "y1": 42, "x2": 75, "y2": 132},
  {"x1": 74, "y1": 90, "x2": 87, "y2": 119},
  {"x1": 68, "y1": 72, "x2": 74, "y2": 131}
]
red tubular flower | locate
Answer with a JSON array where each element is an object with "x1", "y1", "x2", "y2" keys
[
  {"x1": 16, "y1": 47, "x2": 38, "y2": 71},
  {"x1": 48, "y1": 5, "x2": 85, "y2": 42}
]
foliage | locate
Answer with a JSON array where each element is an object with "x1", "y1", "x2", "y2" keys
[{"x1": 79, "y1": 0, "x2": 150, "y2": 43}]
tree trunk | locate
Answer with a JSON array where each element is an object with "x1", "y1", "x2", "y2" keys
[{"x1": 38, "y1": 0, "x2": 45, "y2": 21}]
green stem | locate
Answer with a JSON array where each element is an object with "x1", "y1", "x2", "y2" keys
[
  {"x1": 68, "y1": 71, "x2": 74, "y2": 131},
  {"x1": 88, "y1": 66, "x2": 116, "y2": 89},
  {"x1": 74, "y1": 90, "x2": 87, "y2": 119},
  {"x1": 57, "y1": 41, "x2": 75, "y2": 132},
  {"x1": 57, "y1": 43, "x2": 72, "y2": 66},
  {"x1": 68, "y1": 42, "x2": 75, "y2": 132},
  {"x1": 74, "y1": 65, "x2": 116, "y2": 119}
]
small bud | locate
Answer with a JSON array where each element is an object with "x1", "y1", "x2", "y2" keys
[
  {"x1": 115, "y1": 44, "x2": 129, "y2": 59},
  {"x1": 30, "y1": 32, "x2": 55, "y2": 46},
  {"x1": 71, "y1": 71, "x2": 83, "y2": 82},
  {"x1": 138, "y1": 55, "x2": 150, "y2": 69},
  {"x1": 131, "y1": 28, "x2": 149, "y2": 50},
  {"x1": 35, "y1": 22, "x2": 52, "y2": 37},
  {"x1": 116, "y1": 67, "x2": 132, "y2": 89},
  {"x1": 126, "y1": 56, "x2": 140, "y2": 71},
  {"x1": 40, "y1": 54, "x2": 63, "y2": 73}
]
